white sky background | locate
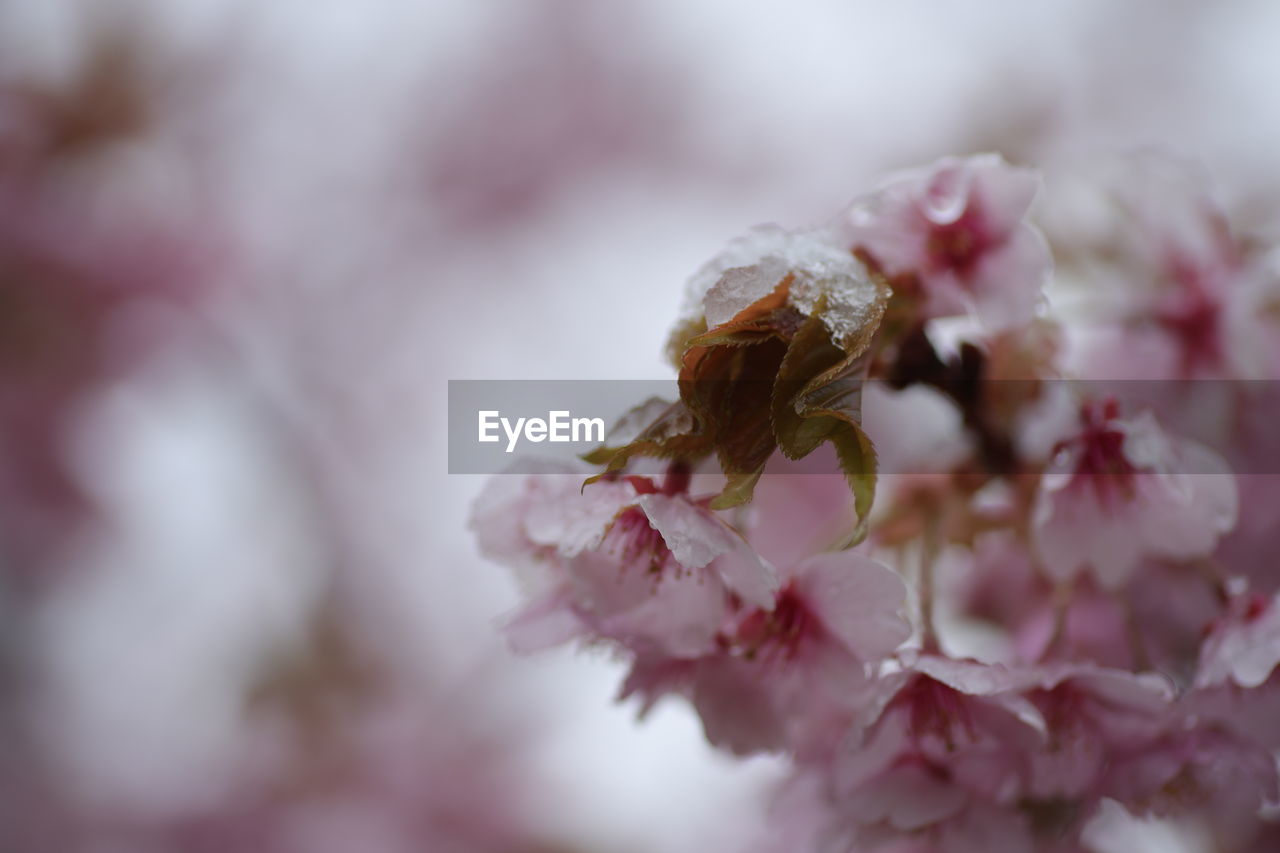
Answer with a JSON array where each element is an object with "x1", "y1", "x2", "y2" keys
[{"x1": 3, "y1": 1, "x2": 1278, "y2": 851}]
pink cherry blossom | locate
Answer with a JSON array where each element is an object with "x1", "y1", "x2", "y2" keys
[
  {"x1": 1103, "y1": 725, "x2": 1279, "y2": 824},
  {"x1": 693, "y1": 551, "x2": 910, "y2": 756},
  {"x1": 470, "y1": 461, "x2": 777, "y2": 657},
  {"x1": 1032, "y1": 399, "x2": 1237, "y2": 589},
  {"x1": 988, "y1": 553, "x2": 1220, "y2": 678},
  {"x1": 839, "y1": 153, "x2": 1051, "y2": 331},
  {"x1": 828, "y1": 655, "x2": 1046, "y2": 853},
  {"x1": 1013, "y1": 664, "x2": 1173, "y2": 805},
  {"x1": 1197, "y1": 588, "x2": 1280, "y2": 690},
  {"x1": 469, "y1": 459, "x2": 634, "y2": 586},
  {"x1": 1044, "y1": 151, "x2": 1273, "y2": 380},
  {"x1": 618, "y1": 551, "x2": 910, "y2": 757},
  {"x1": 1186, "y1": 589, "x2": 1280, "y2": 762}
]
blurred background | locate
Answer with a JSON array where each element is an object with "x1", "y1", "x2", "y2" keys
[{"x1": 1, "y1": 1, "x2": 1277, "y2": 851}]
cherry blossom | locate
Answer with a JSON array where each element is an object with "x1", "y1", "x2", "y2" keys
[
  {"x1": 1044, "y1": 151, "x2": 1280, "y2": 381},
  {"x1": 829, "y1": 655, "x2": 1045, "y2": 853},
  {"x1": 1032, "y1": 399, "x2": 1237, "y2": 589},
  {"x1": 691, "y1": 551, "x2": 910, "y2": 757},
  {"x1": 470, "y1": 460, "x2": 776, "y2": 657},
  {"x1": 1103, "y1": 725, "x2": 1278, "y2": 824},
  {"x1": 614, "y1": 550, "x2": 910, "y2": 759},
  {"x1": 1185, "y1": 594, "x2": 1280, "y2": 778},
  {"x1": 1012, "y1": 664, "x2": 1173, "y2": 805},
  {"x1": 1197, "y1": 587, "x2": 1280, "y2": 690},
  {"x1": 840, "y1": 153, "x2": 1051, "y2": 331}
]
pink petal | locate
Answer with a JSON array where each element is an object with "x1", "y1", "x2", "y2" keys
[
  {"x1": 968, "y1": 225, "x2": 1050, "y2": 330},
  {"x1": 845, "y1": 764, "x2": 967, "y2": 831},
  {"x1": 837, "y1": 707, "x2": 911, "y2": 791},
  {"x1": 1033, "y1": 485, "x2": 1146, "y2": 588},
  {"x1": 525, "y1": 477, "x2": 636, "y2": 556},
  {"x1": 597, "y1": 566, "x2": 729, "y2": 657},
  {"x1": 710, "y1": 535, "x2": 779, "y2": 610},
  {"x1": 638, "y1": 493, "x2": 777, "y2": 608},
  {"x1": 795, "y1": 552, "x2": 910, "y2": 660},
  {"x1": 690, "y1": 658, "x2": 786, "y2": 755},
  {"x1": 970, "y1": 156, "x2": 1041, "y2": 236},
  {"x1": 744, "y1": 459, "x2": 857, "y2": 568},
  {"x1": 916, "y1": 157, "x2": 978, "y2": 225},
  {"x1": 1198, "y1": 594, "x2": 1280, "y2": 689},
  {"x1": 636, "y1": 493, "x2": 729, "y2": 569},
  {"x1": 502, "y1": 592, "x2": 586, "y2": 653},
  {"x1": 841, "y1": 185, "x2": 929, "y2": 274}
]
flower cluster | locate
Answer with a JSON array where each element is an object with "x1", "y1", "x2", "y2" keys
[{"x1": 472, "y1": 152, "x2": 1280, "y2": 852}]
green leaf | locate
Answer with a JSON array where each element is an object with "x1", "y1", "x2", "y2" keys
[
  {"x1": 771, "y1": 309, "x2": 847, "y2": 460},
  {"x1": 709, "y1": 465, "x2": 765, "y2": 510},
  {"x1": 581, "y1": 270, "x2": 881, "y2": 521},
  {"x1": 831, "y1": 420, "x2": 877, "y2": 545},
  {"x1": 769, "y1": 296, "x2": 878, "y2": 534},
  {"x1": 580, "y1": 399, "x2": 711, "y2": 478}
]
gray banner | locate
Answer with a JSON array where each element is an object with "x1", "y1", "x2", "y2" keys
[{"x1": 447, "y1": 379, "x2": 1280, "y2": 475}]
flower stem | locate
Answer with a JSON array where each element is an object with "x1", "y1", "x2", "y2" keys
[
  {"x1": 1039, "y1": 582, "x2": 1072, "y2": 661},
  {"x1": 919, "y1": 512, "x2": 941, "y2": 653}
]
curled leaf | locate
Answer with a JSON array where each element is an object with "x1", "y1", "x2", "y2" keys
[{"x1": 587, "y1": 227, "x2": 888, "y2": 520}]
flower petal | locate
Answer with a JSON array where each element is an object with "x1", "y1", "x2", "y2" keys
[{"x1": 794, "y1": 551, "x2": 910, "y2": 660}]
